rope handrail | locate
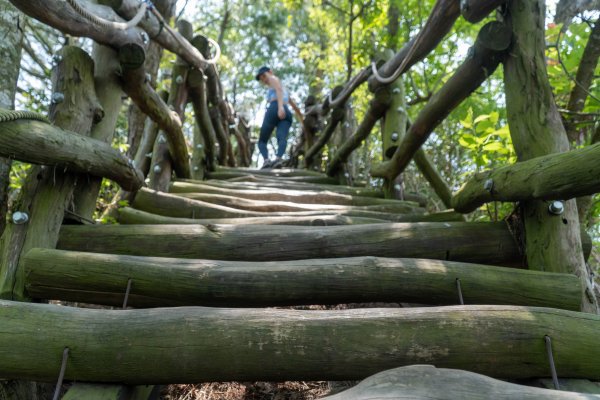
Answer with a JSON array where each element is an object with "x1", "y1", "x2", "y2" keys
[
  {"x1": 0, "y1": 109, "x2": 49, "y2": 123},
  {"x1": 66, "y1": 0, "x2": 147, "y2": 30}
]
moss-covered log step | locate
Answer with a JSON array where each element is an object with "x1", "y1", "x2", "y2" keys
[
  {"x1": 118, "y1": 207, "x2": 462, "y2": 225},
  {"x1": 170, "y1": 181, "x2": 427, "y2": 207},
  {"x1": 322, "y1": 365, "x2": 600, "y2": 399},
  {"x1": 118, "y1": 207, "x2": 389, "y2": 225},
  {"x1": 452, "y1": 143, "x2": 600, "y2": 213},
  {"x1": 132, "y1": 189, "x2": 427, "y2": 221},
  {"x1": 24, "y1": 248, "x2": 581, "y2": 309},
  {"x1": 207, "y1": 171, "x2": 340, "y2": 185},
  {"x1": 211, "y1": 166, "x2": 327, "y2": 178},
  {"x1": 172, "y1": 191, "x2": 422, "y2": 214},
  {"x1": 60, "y1": 222, "x2": 541, "y2": 266},
  {"x1": 180, "y1": 178, "x2": 383, "y2": 197},
  {"x1": 2, "y1": 302, "x2": 600, "y2": 383}
]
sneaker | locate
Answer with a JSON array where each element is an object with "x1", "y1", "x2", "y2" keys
[
  {"x1": 261, "y1": 159, "x2": 274, "y2": 169},
  {"x1": 271, "y1": 158, "x2": 283, "y2": 169}
]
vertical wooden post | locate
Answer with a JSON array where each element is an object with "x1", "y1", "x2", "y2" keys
[
  {"x1": 0, "y1": 0, "x2": 23, "y2": 237},
  {"x1": 148, "y1": 20, "x2": 193, "y2": 192},
  {"x1": 504, "y1": 0, "x2": 598, "y2": 312},
  {"x1": 0, "y1": 46, "x2": 101, "y2": 300},
  {"x1": 71, "y1": 44, "x2": 124, "y2": 220},
  {"x1": 380, "y1": 49, "x2": 407, "y2": 198}
]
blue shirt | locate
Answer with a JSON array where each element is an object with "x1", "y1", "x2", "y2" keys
[{"x1": 267, "y1": 87, "x2": 289, "y2": 103}]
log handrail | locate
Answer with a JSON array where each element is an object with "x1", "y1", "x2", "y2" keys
[
  {"x1": 370, "y1": 21, "x2": 512, "y2": 181},
  {"x1": 452, "y1": 143, "x2": 600, "y2": 213},
  {"x1": 0, "y1": 118, "x2": 143, "y2": 191}
]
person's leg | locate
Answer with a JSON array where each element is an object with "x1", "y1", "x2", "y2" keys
[
  {"x1": 275, "y1": 107, "x2": 293, "y2": 158},
  {"x1": 258, "y1": 104, "x2": 278, "y2": 160}
]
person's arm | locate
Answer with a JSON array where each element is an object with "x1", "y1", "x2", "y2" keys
[
  {"x1": 288, "y1": 98, "x2": 304, "y2": 124},
  {"x1": 269, "y1": 75, "x2": 286, "y2": 119}
]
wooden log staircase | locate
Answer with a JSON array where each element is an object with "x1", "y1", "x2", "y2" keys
[{"x1": 4, "y1": 167, "x2": 599, "y2": 398}]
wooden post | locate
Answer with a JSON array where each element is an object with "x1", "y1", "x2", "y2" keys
[
  {"x1": 71, "y1": 44, "x2": 124, "y2": 220},
  {"x1": 0, "y1": 0, "x2": 22, "y2": 237},
  {"x1": 0, "y1": 46, "x2": 101, "y2": 300},
  {"x1": 148, "y1": 20, "x2": 193, "y2": 192},
  {"x1": 503, "y1": 0, "x2": 598, "y2": 313}
]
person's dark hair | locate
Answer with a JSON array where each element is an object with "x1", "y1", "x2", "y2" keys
[{"x1": 255, "y1": 66, "x2": 271, "y2": 81}]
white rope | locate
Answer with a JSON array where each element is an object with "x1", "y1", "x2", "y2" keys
[
  {"x1": 204, "y1": 37, "x2": 221, "y2": 65},
  {"x1": 371, "y1": 60, "x2": 404, "y2": 84},
  {"x1": 66, "y1": 0, "x2": 147, "y2": 30}
]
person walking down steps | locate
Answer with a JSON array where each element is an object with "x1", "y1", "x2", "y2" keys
[{"x1": 255, "y1": 66, "x2": 302, "y2": 168}]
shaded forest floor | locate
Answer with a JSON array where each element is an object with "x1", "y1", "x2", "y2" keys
[{"x1": 161, "y1": 381, "x2": 353, "y2": 400}]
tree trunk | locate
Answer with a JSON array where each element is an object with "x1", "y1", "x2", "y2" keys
[
  {"x1": 58, "y1": 221, "x2": 538, "y2": 266},
  {"x1": 323, "y1": 365, "x2": 600, "y2": 400},
  {"x1": 503, "y1": 0, "x2": 598, "y2": 313},
  {"x1": 25, "y1": 248, "x2": 581, "y2": 310},
  {"x1": 1, "y1": 301, "x2": 600, "y2": 383}
]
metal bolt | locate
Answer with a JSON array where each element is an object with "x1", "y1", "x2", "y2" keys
[
  {"x1": 392, "y1": 88, "x2": 401, "y2": 94},
  {"x1": 12, "y1": 211, "x2": 29, "y2": 225},
  {"x1": 51, "y1": 92, "x2": 65, "y2": 104},
  {"x1": 483, "y1": 179, "x2": 494, "y2": 192},
  {"x1": 196, "y1": 144, "x2": 203, "y2": 149},
  {"x1": 153, "y1": 164, "x2": 162, "y2": 174},
  {"x1": 548, "y1": 201, "x2": 564, "y2": 215},
  {"x1": 391, "y1": 132, "x2": 399, "y2": 142},
  {"x1": 157, "y1": 134, "x2": 167, "y2": 144},
  {"x1": 141, "y1": 31, "x2": 149, "y2": 45},
  {"x1": 175, "y1": 75, "x2": 184, "y2": 84}
]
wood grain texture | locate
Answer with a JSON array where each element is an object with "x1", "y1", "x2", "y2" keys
[
  {"x1": 1, "y1": 302, "x2": 600, "y2": 383},
  {"x1": 58, "y1": 222, "x2": 529, "y2": 266},
  {"x1": 24, "y1": 249, "x2": 581, "y2": 310}
]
